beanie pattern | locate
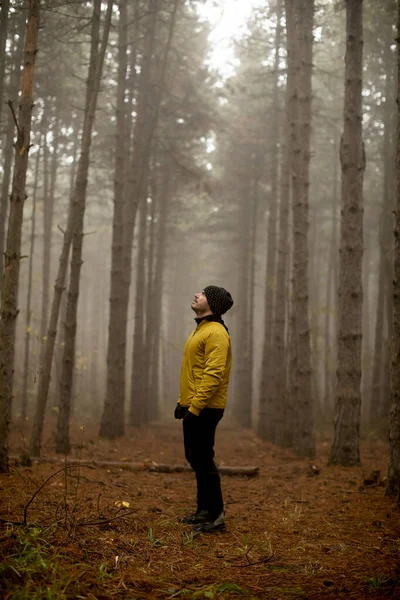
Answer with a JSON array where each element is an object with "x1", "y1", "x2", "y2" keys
[{"x1": 204, "y1": 286, "x2": 234, "y2": 316}]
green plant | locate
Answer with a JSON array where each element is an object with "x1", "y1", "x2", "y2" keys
[
  {"x1": 364, "y1": 575, "x2": 390, "y2": 590},
  {"x1": 182, "y1": 530, "x2": 196, "y2": 546},
  {"x1": 147, "y1": 527, "x2": 165, "y2": 547},
  {"x1": 98, "y1": 563, "x2": 113, "y2": 582}
]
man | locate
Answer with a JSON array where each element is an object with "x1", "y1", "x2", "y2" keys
[{"x1": 174, "y1": 285, "x2": 234, "y2": 533}]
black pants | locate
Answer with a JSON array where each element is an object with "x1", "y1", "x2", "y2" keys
[{"x1": 183, "y1": 407, "x2": 224, "y2": 520}]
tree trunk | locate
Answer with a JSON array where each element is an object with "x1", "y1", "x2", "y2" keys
[
  {"x1": 370, "y1": 35, "x2": 396, "y2": 422},
  {"x1": 386, "y1": 0, "x2": 400, "y2": 504},
  {"x1": 233, "y1": 176, "x2": 255, "y2": 428},
  {"x1": 379, "y1": 36, "x2": 396, "y2": 421},
  {"x1": 21, "y1": 135, "x2": 41, "y2": 423},
  {"x1": 0, "y1": 10, "x2": 26, "y2": 297},
  {"x1": 0, "y1": 0, "x2": 9, "y2": 134},
  {"x1": 101, "y1": 0, "x2": 179, "y2": 438},
  {"x1": 329, "y1": 0, "x2": 364, "y2": 467},
  {"x1": 104, "y1": 0, "x2": 129, "y2": 438},
  {"x1": 56, "y1": 0, "x2": 114, "y2": 454},
  {"x1": 258, "y1": 1, "x2": 282, "y2": 442},
  {"x1": 323, "y1": 132, "x2": 339, "y2": 418},
  {"x1": 146, "y1": 166, "x2": 172, "y2": 421},
  {"x1": 370, "y1": 248, "x2": 386, "y2": 419},
  {"x1": 40, "y1": 101, "x2": 60, "y2": 363},
  {"x1": 285, "y1": 0, "x2": 315, "y2": 457},
  {"x1": 143, "y1": 174, "x2": 157, "y2": 422},
  {"x1": 361, "y1": 241, "x2": 371, "y2": 424},
  {"x1": 130, "y1": 195, "x2": 148, "y2": 426},
  {"x1": 0, "y1": 0, "x2": 40, "y2": 473},
  {"x1": 274, "y1": 65, "x2": 291, "y2": 448}
]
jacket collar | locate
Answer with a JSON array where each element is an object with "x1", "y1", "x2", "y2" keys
[{"x1": 194, "y1": 314, "x2": 229, "y2": 334}]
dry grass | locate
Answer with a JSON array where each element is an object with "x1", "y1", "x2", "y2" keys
[{"x1": 0, "y1": 420, "x2": 399, "y2": 599}]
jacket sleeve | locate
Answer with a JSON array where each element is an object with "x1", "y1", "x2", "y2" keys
[{"x1": 189, "y1": 331, "x2": 229, "y2": 415}]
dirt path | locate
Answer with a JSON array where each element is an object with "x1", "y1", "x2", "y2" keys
[{"x1": 1, "y1": 421, "x2": 399, "y2": 599}]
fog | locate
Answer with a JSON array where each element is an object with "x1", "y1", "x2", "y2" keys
[{"x1": 0, "y1": 0, "x2": 397, "y2": 461}]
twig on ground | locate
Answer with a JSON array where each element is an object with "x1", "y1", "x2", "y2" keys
[
  {"x1": 229, "y1": 552, "x2": 275, "y2": 568},
  {"x1": 77, "y1": 509, "x2": 138, "y2": 527}
]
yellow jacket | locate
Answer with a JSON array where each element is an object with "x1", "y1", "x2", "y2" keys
[{"x1": 178, "y1": 319, "x2": 232, "y2": 415}]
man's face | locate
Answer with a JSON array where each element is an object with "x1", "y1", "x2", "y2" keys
[{"x1": 191, "y1": 290, "x2": 211, "y2": 315}]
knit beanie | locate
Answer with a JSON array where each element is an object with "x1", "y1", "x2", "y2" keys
[{"x1": 204, "y1": 286, "x2": 234, "y2": 316}]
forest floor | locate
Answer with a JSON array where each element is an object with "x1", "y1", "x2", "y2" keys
[{"x1": 0, "y1": 418, "x2": 399, "y2": 600}]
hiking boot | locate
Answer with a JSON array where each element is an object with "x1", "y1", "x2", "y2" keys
[
  {"x1": 178, "y1": 510, "x2": 211, "y2": 525},
  {"x1": 193, "y1": 512, "x2": 226, "y2": 533}
]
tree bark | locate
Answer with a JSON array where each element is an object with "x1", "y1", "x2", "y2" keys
[
  {"x1": 329, "y1": 0, "x2": 365, "y2": 467},
  {"x1": 258, "y1": 1, "x2": 282, "y2": 442},
  {"x1": 323, "y1": 132, "x2": 339, "y2": 418},
  {"x1": 56, "y1": 0, "x2": 114, "y2": 454},
  {"x1": 0, "y1": 10, "x2": 26, "y2": 297},
  {"x1": 0, "y1": 0, "x2": 40, "y2": 473},
  {"x1": 146, "y1": 164, "x2": 173, "y2": 421},
  {"x1": 40, "y1": 101, "x2": 60, "y2": 363},
  {"x1": 379, "y1": 35, "x2": 396, "y2": 421},
  {"x1": 129, "y1": 194, "x2": 148, "y2": 426},
  {"x1": 21, "y1": 135, "x2": 41, "y2": 423},
  {"x1": 232, "y1": 175, "x2": 255, "y2": 428},
  {"x1": 285, "y1": 0, "x2": 315, "y2": 457},
  {"x1": 386, "y1": 0, "x2": 400, "y2": 504},
  {"x1": 104, "y1": 0, "x2": 129, "y2": 437},
  {"x1": 0, "y1": 0, "x2": 9, "y2": 134}
]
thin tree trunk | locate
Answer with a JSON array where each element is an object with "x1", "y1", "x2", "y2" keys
[
  {"x1": 329, "y1": 0, "x2": 365, "y2": 467},
  {"x1": 369, "y1": 248, "x2": 385, "y2": 419},
  {"x1": 323, "y1": 132, "x2": 339, "y2": 417},
  {"x1": 248, "y1": 165, "x2": 258, "y2": 419},
  {"x1": 144, "y1": 176, "x2": 157, "y2": 421},
  {"x1": 40, "y1": 102, "x2": 60, "y2": 363},
  {"x1": 0, "y1": 0, "x2": 40, "y2": 473},
  {"x1": 258, "y1": 0, "x2": 282, "y2": 442},
  {"x1": 56, "y1": 0, "x2": 114, "y2": 454},
  {"x1": 130, "y1": 195, "x2": 148, "y2": 426},
  {"x1": 386, "y1": 0, "x2": 400, "y2": 503},
  {"x1": 379, "y1": 37, "x2": 397, "y2": 420},
  {"x1": 21, "y1": 135, "x2": 41, "y2": 423},
  {"x1": 361, "y1": 239, "x2": 371, "y2": 424},
  {"x1": 104, "y1": 0, "x2": 129, "y2": 438},
  {"x1": 40, "y1": 114, "x2": 50, "y2": 359},
  {"x1": 233, "y1": 176, "x2": 254, "y2": 428},
  {"x1": 285, "y1": 0, "x2": 315, "y2": 457},
  {"x1": 275, "y1": 76, "x2": 291, "y2": 448},
  {"x1": 0, "y1": 0, "x2": 9, "y2": 134},
  {"x1": 0, "y1": 11, "x2": 26, "y2": 297},
  {"x1": 146, "y1": 163, "x2": 173, "y2": 421}
]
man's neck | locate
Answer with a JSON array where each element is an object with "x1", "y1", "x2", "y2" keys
[{"x1": 195, "y1": 311, "x2": 213, "y2": 318}]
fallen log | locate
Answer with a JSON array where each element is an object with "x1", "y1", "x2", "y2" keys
[{"x1": 11, "y1": 456, "x2": 259, "y2": 477}]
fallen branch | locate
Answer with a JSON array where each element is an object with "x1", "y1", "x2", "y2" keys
[
  {"x1": 77, "y1": 509, "x2": 138, "y2": 527},
  {"x1": 12, "y1": 456, "x2": 259, "y2": 477},
  {"x1": 230, "y1": 552, "x2": 275, "y2": 568}
]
